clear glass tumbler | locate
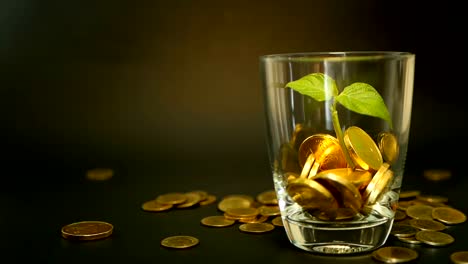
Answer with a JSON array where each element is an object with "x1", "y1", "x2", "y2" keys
[{"x1": 260, "y1": 52, "x2": 415, "y2": 254}]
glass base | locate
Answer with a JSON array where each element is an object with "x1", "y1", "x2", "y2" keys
[{"x1": 282, "y1": 211, "x2": 394, "y2": 254}]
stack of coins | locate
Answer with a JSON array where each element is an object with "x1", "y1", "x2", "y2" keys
[
  {"x1": 390, "y1": 190, "x2": 466, "y2": 246},
  {"x1": 141, "y1": 190, "x2": 217, "y2": 212},
  {"x1": 283, "y1": 125, "x2": 399, "y2": 220}
]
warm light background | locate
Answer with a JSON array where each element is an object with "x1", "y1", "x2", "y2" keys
[{"x1": 1, "y1": 0, "x2": 466, "y2": 183}]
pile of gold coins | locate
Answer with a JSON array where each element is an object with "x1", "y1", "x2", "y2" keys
[
  {"x1": 141, "y1": 190, "x2": 217, "y2": 212},
  {"x1": 282, "y1": 124, "x2": 399, "y2": 220}
]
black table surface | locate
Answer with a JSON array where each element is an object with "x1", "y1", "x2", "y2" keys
[{"x1": 2, "y1": 152, "x2": 467, "y2": 264}]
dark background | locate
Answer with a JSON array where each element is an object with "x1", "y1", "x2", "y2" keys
[{"x1": 1, "y1": 1, "x2": 467, "y2": 263}]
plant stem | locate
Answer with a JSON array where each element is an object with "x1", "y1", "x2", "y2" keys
[{"x1": 330, "y1": 101, "x2": 355, "y2": 169}]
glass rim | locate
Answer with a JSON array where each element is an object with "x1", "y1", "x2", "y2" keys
[{"x1": 259, "y1": 51, "x2": 414, "y2": 62}]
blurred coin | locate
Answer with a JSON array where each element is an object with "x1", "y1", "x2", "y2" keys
[
  {"x1": 225, "y1": 207, "x2": 259, "y2": 219},
  {"x1": 86, "y1": 168, "x2": 114, "y2": 181},
  {"x1": 298, "y1": 134, "x2": 347, "y2": 170},
  {"x1": 256, "y1": 190, "x2": 278, "y2": 205},
  {"x1": 416, "y1": 194, "x2": 448, "y2": 204},
  {"x1": 258, "y1": 205, "x2": 281, "y2": 217},
  {"x1": 191, "y1": 190, "x2": 208, "y2": 201},
  {"x1": 315, "y1": 171, "x2": 362, "y2": 213},
  {"x1": 141, "y1": 200, "x2": 173, "y2": 212},
  {"x1": 415, "y1": 230, "x2": 454, "y2": 246},
  {"x1": 201, "y1": 216, "x2": 235, "y2": 227},
  {"x1": 397, "y1": 236, "x2": 422, "y2": 245},
  {"x1": 344, "y1": 126, "x2": 383, "y2": 171},
  {"x1": 176, "y1": 192, "x2": 202, "y2": 209},
  {"x1": 391, "y1": 224, "x2": 419, "y2": 238},
  {"x1": 239, "y1": 215, "x2": 269, "y2": 223},
  {"x1": 399, "y1": 190, "x2": 421, "y2": 200},
  {"x1": 362, "y1": 163, "x2": 390, "y2": 205},
  {"x1": 394, "y1": 210, "x2": 407, "y2": 221},
  {"x1": 409, "y1": 218, "x2": 445, "y2": 231},
  {"x1": 290, "y1": 123, "x2": 314, "y2": 150},
  {"x1": 451, "y1": 251, "x2": 468, "y2": 264},
  {"x1": 156, "y1": 192, "x2": 187, "y2": 205},
  {"x1": 280, "y1": 143, "x2": 301, "y2": 174},
  {"x1": 239, "y1": 222, "x2": 275, "y2": 233},
  {"x1": 218, "y1": 196, "x2": 252, "y2": 212},
  {"x1": 300, "y1": 153, "x2": 316, "y2": 178},
  {"x1": 199, "y1": 195, "x2": 217, "y2": 206},
  {"x1": 286, "y1": 178, "x2": 338, "y2": 210},
  {"x1": 432, "y1": 207, "x2": 467, "y2": 224},
  {"x1": 271, "y1": 216, "x2": 284, "y2": 227},
  {"x1": 372, "y1": 246, "x2": 418, "y2": 263},
  {"x1": 377, "y1": 132, "x2": 399, "y2": 164},
  {"x1": 366, "y1": 169, "x2": 393, "y2": 205},
  {"x1": 423, "y1": 169, "x2": 452, "y2": 181},
  {"x1": 61, "y1": 221, "x2": 113, "y2": 241},
  {"x1": 161, "y1": 235, "x2": 199, "y2": 249},
  {"x1": 406, "y1": 204, "x2": 434, "y2": 220}
]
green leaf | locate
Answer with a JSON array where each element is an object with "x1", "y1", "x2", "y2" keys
[
  {"x1": 285, "y1": 73, "x2": 339, "y2": 102},
  {"x1": 336, "y1": 82, "x2": 392, "y2": 127}
]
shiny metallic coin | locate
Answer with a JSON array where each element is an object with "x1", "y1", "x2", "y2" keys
[
  {"x1": 298, "y1": 134, "x2": 347, "y2": 170},
  {"x1": 397, "y1": 236, "x2": 423, "y2": 244},
  {"x1": 200, "y1": 216, "x2": 235, "y2": 227},
  {"x1": 141, "y1": 200, "x2": 173, "y2": 212},
  {"x1": 61, "y1": 221, "x2": 113, "y2": 241},
  {"x1": 199, "y1": 194, "x2": 217, "y2": 206},
  {"x1": 315, "y1": 168, "x2": 372, "y2": 190},
  {"x1": 394, "y1": 210, "x2": 407, "y2": 221},
  {"x1": 432, "y1": 207, "x2": 467, "y2": 224},
  {"x1": 409, "y1": 218, "x2": 446, "y2": 231},
  {"x1": 225, "y1": 207, "x2": 259, "y2": 219},
  {"x1": 397, "y1": 200, "x2": 417, "y2": 211},
  {"x1": 344, "y1": 126, "x2": 383, "y2": 171},
  {"x1": 423, "y1": 169, "x2": 452, "y2": 181},
  {"x1": 258, "y1": 205, "x2": 281, "y2": 217},
  {"x1": 161, "y1": 235, "x2": 199, "y2": 249},
  {"x1": 399, "y1": 190, "x2": 421, "y2": 200},
  {"x1": 218, "y1": 196, "x2": 252, "y2": 212},
  {"x1": 286, "y1": 178, "x2": 338, "y2": 210},
  {"x1": 256, "y1": 190, "x2": 278, "y2": 205},
  {"x1": 451, "y1": 251, "x2": 468, "y2": 264},
  {"x1": 176, "y1": 192, "x2": 202, "y2": 208},
  {"x1": 191, "y1": 190, "x2": 208, "y2": 201},
  {"x1": 156, "y1": 192, "x2": 187, "y2": 205},
  {"x1": 238, "y1": 215, "x2": 269, "y2": 223},
  {"x1": 238, "y1": 222, "x2": 275, "y2": 234},
  {"x1": 415, "y1": 230, "x2": 454, "y2": 246},
  {"x1": 372, "y1": 246, "x2": 418, "y2": 263},
  {"x1": 315, "y1": 171, "x2": 362, "y2": 213},
  {"x1": 271, "y1": 216, "x2": 284, "y2": 227},
  {"x1": 406, "y1": 204, "x2": 434, "y2": 220},
  {"x1": 377, "y1": 132, "x2": 399, "y2": 164},
  {"x1": 86, "y1": 168, "x2": 114, "y2": 181},
  {"x1": 367, "y1": 169, "x2": 393, "y2": 205},
  {"x1": 391, "y1": 224, "x2": 419, "y2": 238},
  {"x1": 300, "y1": 153, "x2": 316, "y2": 178}
]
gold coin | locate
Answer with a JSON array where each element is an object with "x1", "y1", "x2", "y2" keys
[
  {"x1": 191, "y1": 190, "x2": 208, "y2": 201},
  {"x1": 372, "y1": 246, "x2": 418, "y2": 263},
  {"x1": 86, "y1": 168, "x2": 114, "y2": 181},
  {"x1": 399, "y1": 190, "x2": 421, "y2": 200},
  {"x1": 367, "y1": 169, "x2": 393, "y2": 205},
  {"x1": 362, "y1": 163, "x2": 390, "y2": 205},
  {"x1": 271, "y1": 216, "x2": 284, "y2": 227},
  {"x1": 286, "y1": 178, "x2": 338, "y2": 210},
  {"x1": 432, "y1": 207, "x2": 467, "y2": 224},
  {"x1": 406, "y1": 204, "x2": 434, "y2": 220},
  {"x1": 315, "y1": 168, "x2": 372, "y2": 190},
  {"x1": 344, "y1": 126, "x2": 383, "y2": 171},
  {"x1": 61, "y1": 221, "x2": 113, "y2": 241},
  {"x1": 238, "y1": 222, "x2": 275, "y2": 233},
  {"x1": 451, "y1": 251, "x2": 468, "y2": 264},
  {"x1": 423, "y1": 169, "x2": 452, "y2": 181},
  {"x1": 160, "y1": 235, "x2": 199, "y2": 249},
  {"x1": 256, "y1": 190, "x2": 278, "y2": 205},
  {"x1": 156, "y1": 192, "x2": 187, "y2": 205},
  {"x1": 218, "y1": 196, "x2": 252, "y2": 212},
  {"x1": 390, "y1": 224, "x2": 419, "y2": 238},
  {"x1": 225, "y1": 207, "x2": 259, "y2": 219},
  {"x1": 199, "y1": 194, "x2": 217, "y2": 206},
  {"x1": 315, "y1": 171, "x2": 362, "y2": 213},
  {"x1": 200, "y1": 216, "x2": 235, "y2": 227},
  {"x1": 377, "y1": 132, "x2": 399, "y2": 164},
  {"x1": 176, "y1": 192, "x2": 202, "y2": 209},
  {"x1": 416, "y1": 194, "x2": 448, "y2": 204},
  {"x1": 409, "y1": 218, "x2": 445, "y2": 231},
  {"x1": 258, "y1": 205, "x2": 281, "y2": 217},
  {"x1": 397, "y1": 236, "x2": 422, "y2": 244},
  {"x1": 300, "y1": 153, "x2": 316, "y2": 178},
  {"x1": 298, "y1": 134, "x2": 347, "y2": 170},
  {"x1": 415, "y1": 230, "x2": 454, "y2": 246},
  {"x1": 239, "y1": 215, "x2": 269, "y2": 223},
  {"x1": 394, "y1": 210, "x2": 407, "y2": 221},
  {"x1": 141, "y1": 200, "x2": 173, "y2": 212}
]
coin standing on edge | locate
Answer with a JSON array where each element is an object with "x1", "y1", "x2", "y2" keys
[
  {"x1": 61, "y1": 221, "x2": 114, "y2": 241},
  {"x1": 161, "y1": 235, "x2": 199, "y2": 249}
]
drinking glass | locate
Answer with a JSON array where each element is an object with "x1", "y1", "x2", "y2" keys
[{"x1": 260, "y1": 52, "x2": 415, "y2": 254}]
